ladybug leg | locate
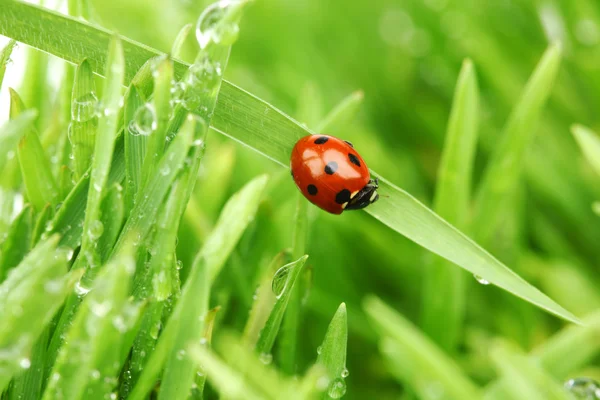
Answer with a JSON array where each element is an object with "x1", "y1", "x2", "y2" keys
[{"x1": 345, "y1": 179, "x2": 379, "y2": 211}]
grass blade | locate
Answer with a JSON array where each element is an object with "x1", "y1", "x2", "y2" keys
[
  {"x1": 10, "y1": 89, "x2": 59, "y2": 211},
  {"x1": 0, "y1": 0, "x2": 580, "y2": 324},
  {"x1": 364, "y1": 296, "x2": 482, "y2": 400},
  {"x1": 0, "y1": 39, "x2": 17, "y2": 88},
  {"x1": 123, "y1": 84, "x2": 147, "y2": 211},
  {"x1": 0, "y1": 110, "x2": 38, "y2": 173},
  {"x1": 315, "y1": 90, "x2": 364, "y2": 133},
  {"x1": 316, "y1": 303, "x2": 348, "y2": 400},
  {"x1": 571, "y1": 124, "x2": 600, "y2": 176},
  {"x1": 0, "y1": 206, "x2": 33, "y2": 282},
  {"x1": 421, "y1": 59, "x2": 479, "y2": 352}
]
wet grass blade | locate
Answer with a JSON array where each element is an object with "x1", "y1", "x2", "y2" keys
[
  {"x1": 364, "y1": 296, "x2": 482, "y2": 400},
  {"x1": 42, "y1": 248, "x2": 137, "y2": 400},
  {"x1": 473, "y1": 45, "x2": 562, "y2": 248},
  {"x1": 123, "y1": 84, "x2": 147, "y2": 211},
  {"x1": 0, "y1": 206, "x2": 33, "y2": 282},
  {"x1": 316, "y1": 303, "x2": 348, "y2": 400},
  {"x1": 129, "y1": 174, "x2": 269, "y2": 400},
  {"x1": 0, "y1": 0, "x2": 580, "y2": 324},
  {"x1": 421, "y1": 59, "x2": 479, "y2": 352},
  {"x1": 10, "y1": 89, "x2": 59, "y2": 211},
  {"x1": 0, "y1": 110, "x2": 38, "y2": 173},
  {"x1": 69, "y1": 59, "x2": 98, "y2": 180},
  {"x1": 571, "y1": 124, "x2": 600, "y2": 176},
  {"x1": 255, "y1": 255, "x2": 309, "y2": 357},
  {"x1": 0, "y1": 236, "x2": 74, "y2": 392}
]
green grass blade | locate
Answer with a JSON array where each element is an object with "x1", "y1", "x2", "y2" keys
[
  {"x1": 255, "y1": 255, "x2": 309, "y2": 357},
  {"x1": 129, "y1": 174, "x2": 269, "y2": 400},
  {"x1": 421, "y1": 59, "x2": 479, "y2": 352},
  {"x1": 30, "y1": 204, "x2": 52, "y2": 245},
  {"x1": 10, "y1": 89, "x2": 59, "y2": 211},
  {"x1": 69, "y1": 59, "x2": 98, "y2": 180},
  {"x1": 42, "y1": 248, "x2": 136, "y2": 400},
  {"x1": 316, "y1": 302, "x2": 348, "y2": 400},
  {"x1": 97, "y1": 183, "x2": 125, "y2": 262},
  {"x1": 79, "y1": 35, "x2": 124, "y2": 268},
  {"x1": 315, "y1": 90, "x2": 364, "y2": 133},
  {"x1": 489, "y1": 343, "x2": 570, "y2": 400},
  {"x1": 0, "y1": 110, "x2": 38, "y2": 173},
  {"x1": 0, "y1": 206, "x2": 33, "y2": 282},
  {"x1": 571, "y1": 124, "x2": 600, "y2": 176},
  {"x1": 0, "y1": 0, "x2": 580, "y2": 324},
  {"x1": 364, "y1": 296, "x2": 482, "y2": 400},
  {"x1": 171, "y1": 23, "x2": 193, "y2": 59},
  {"x1": 123, "y1": 84, "x2": 147, "y2": 211},
  {"x1": 0, "y1": 236, "x2": 72, "y2": 392},
  {"x1": 473, "y1": 44, "x2": 562, "y2": 248},
  {"x1": 0, "y1": 39, "x2": 17, "y2": 88}
]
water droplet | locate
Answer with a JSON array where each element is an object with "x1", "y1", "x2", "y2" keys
[
  {"x1": 19, "y1": 358, "x2": 31, "y2": 369},
  {"x1": 74, "y1": 281, "x2": 91, "y2": 296},
  {"x1": 109, "y1": 393, "x2": 117, "y2": 400},
  {"x1": 341, "y1": 368, "x2": 349, "y2": 378},
  {"x1": 90, "y1": 301, "x2": 111, "y2": 317},
  {"x1": 88, "y1": 220, "x2": 104, "y2": 240},
  {"x1": 160, "y1": 164, "x2": 171, "y2": 176},
  {"x1": 55, "y1": 246, "x2": 74, "y2": 262},
  {"x1": 176, "y1": 349, "x2": 186, "y2": 360},
  {"x1": 195, "y1": 1, "x2": 242, "y2": 49},
  {"x1": 90, "y1": 369, "x2": 101, "y2": 380},
  {"x1": 44, "y1": 279, "x2": 64, "y2": 294},
  {"x1": 72, "y1": 92, "x2": 99, "y2": 122},
  {"x1": 176, "y1": 260, "x2": 183, "y2": 270},
  {"x1": 272, "y1": 264, "x2": 291, "y2": 297},
  {"x1": 327, "y1": 378, "x2": 347, "y2": 399},
  {"x1": 112, "y1": 316, "x2": 127, "y2": 332},
  {"x1": 564, "y1": 378, "x2": 600, "y2": 399},
  {"x1": 170, "y1": 80, "x2": 187, "y2": 105},
  {"x1": 473, "y1": 275, "x2": 489, "y2": 285},
  {"x1": 258, "y1": 352, "x2": 273, "y2": 365},
  {"x1": 181, "y1": 57, "x2": 221, "y2": 111},
  {"x1": 129, "y1": 103, "x2": 156, "y2": 136},
  {"x1": 317, "y1": 346, "x2": 322, "y2": 355}
]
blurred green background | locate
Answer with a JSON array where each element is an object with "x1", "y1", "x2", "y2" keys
[{"x1": 12, "y1": 0, "x2": 600, "y2": 398}]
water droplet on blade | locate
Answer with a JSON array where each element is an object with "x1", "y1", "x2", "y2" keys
[
  {"x1": 272, "y1": 264, "x2": 292, "y2": 297},
  {"x1": 473, "y1": 274, "x2": 489, "y2": 285},
  {"x1": 88, "y1": 220, "x2": 104, "y2": 240},
  {"x1": 195, "y1": 1, "x2": 242, "y2": 49},
  {"x1": 129, "y1": 103, "x2": 157, "y2": 136},
  {"x1": 258, "y1": 352, "x2": 273, "y2": 365},
  {"x1": 72, "y1": 92, "x2": 99, "y2": 122},
  {"x1": 327, "y1": 378, "x2": 347, "y2": 399},
  {"x1": 564, "y1": 377, "x2": 600, "y2": 399}
]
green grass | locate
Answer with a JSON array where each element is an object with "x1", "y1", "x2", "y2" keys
[{"x1": 0, "y1": 0, "x2": 599, "y2": 399}]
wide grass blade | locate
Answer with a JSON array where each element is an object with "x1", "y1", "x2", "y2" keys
[
  {"x1": 0, "y1": 0, "x2": 581, "y2": 324},
  {"x1": 571, "y1": 124, "x2": 600, "y2": 176},
  {"x1": 0, "y1": 236, "x2": 75, "y2": 392},
  {"x1": 364, "y1": 296, "x2": 482, "y2": 400},
  {"x1": 128, "y1": 174, "x2": 269, "y2": 400},
  {"x1": 473, "y1": 44, "x2": 562, "y2": 248},
  {"x1": 421, "y1": 59, "x2": 479, "y2": 352},
  {"x1": 0, "y1": 110, "x2": 38, "y2": 173},
  {"x1": 316, "y1": 303, "x2": 348, "y2": 400}
]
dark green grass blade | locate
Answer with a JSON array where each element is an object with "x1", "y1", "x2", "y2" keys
[
  {"x1": 421, "y1": 59, "x2": 479, "y2": 352},
  {"x1": 0, "y1": 0, "x2": 581, "y2": 324}
]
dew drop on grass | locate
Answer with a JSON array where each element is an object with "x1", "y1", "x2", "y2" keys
[
  {"x1": 91, "y1": 369, "x2": 101, "y2": 380},
  {"x1": 160, "y1": 164, "x2": 171, "y2": 176},
  {"x1": 19, "y1": 358, "x2": 31, "y2": 369},
  {"x1": 75, "y1": 281, "x2": 91, "y2": 296},
  {"x1": 44, "y1": 279, "x2": 64, "y2": 294},
  {"x1": 341, "y1": 368, "x2": 349, "y2": 378},
  {"x1": 564, "y1": 377, "x2": 600, "y2": 399},
  {"x1": 129, "y1": 103, "x2": 157, "y2": 136},
  {"x1": 181, "y1": 57, "x2": 221, "y2": 111},
  {"x1": 195, "y1": 0, "x2": 241, "y2": 49},
  {"x1": 88, "y1": 220, "x2": 104, "y2": 240},
  {"x1": 327, "y1": 378, "x2": 347, "y2": 399},
  {"x1": 72, "y1": 92, "x2": 99, "y2": 122},
  {"x1": 473, "y1": 274, "x2": 489, "y2": 285},
  {"x1": 316, "y1": 346, "x2": 322, "y2": 355},
  {"x1": 271, "y1": 264, "x2": 291, "y2": 297},
  {"x1": 176, "y1": 349, "x2": 186, "y2": 360},
  {"x1": 258, "y1": 352, "x2": 273, "y2": 365},
  {"x1": 55, "y1": 246, "x2": 74, "y2": 262}
]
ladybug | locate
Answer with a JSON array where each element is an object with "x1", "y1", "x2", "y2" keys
[{"x1": 290, "y1": 135, "x2": 379, "y2": 214}]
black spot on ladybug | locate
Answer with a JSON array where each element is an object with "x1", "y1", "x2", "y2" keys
[
  {"x1": 314, "y1": 136, "x2": 329, "y2": 144},
  {"x1": 344, "y1": 140, "x2": 354, "y2": 147},
  {"x1": 335, "y1": 189, "x2": 351, "y2": 204},
  {"x1": 348, "y1": 153, "x2": 361, "y2": 167},
  {"x1": 324, "y1": 161, "x2": 338, "y2": 175},
  {"x1": 307, "y1": 184, "x2": 318, "y2": 195}
]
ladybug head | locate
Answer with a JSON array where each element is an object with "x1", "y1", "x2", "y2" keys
[{"x1": 344, "y1": 178, "x2": 379, "y2": 211}]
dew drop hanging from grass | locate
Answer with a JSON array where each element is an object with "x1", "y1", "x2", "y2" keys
[
  {"x1": 71, "y1": 91, "x2": 99, "y2": 122},
  {"x1": 129, "y1": 103, "x2": 157, "y2": 136},
  {"x1": 327, "y1": 378, "x2": 347, "y2": 399},
  {"x1": 195, "y1": 0, "x2": 242, "y2": 49},
  {"x1": 564, "y1": 377, "x2": 600, "y2": 399},
  {"x1": 473, "y1": 274, "x2": 489, "y2": 285}
]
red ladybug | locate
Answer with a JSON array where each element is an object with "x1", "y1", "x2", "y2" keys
[{"x1": 290, "y1": 135, "x2": 379, "y2": 214}]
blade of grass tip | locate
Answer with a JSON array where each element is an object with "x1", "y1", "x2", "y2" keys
[
  {"x1": 255, "y1": 255, "x2": 309, "y2": 359},
  {"x1": 78, "y1": 35, "x2": 124, "y2": 270},
  {"x1": 129, "y1": 174, "x2": 269, "y2": 400},
  {"x1": 315, "y1": 90, "x2": 364, "y2": 133},
  {"x1": 69, "y1": 59, "x2": 98, "y2": 180},
  {"x1": 571, "y1": 124, "x2": 600, "y2": 176},
  {"x1": 484, "y1": 311, "x2": 600, "y2": 400},
  {"x1": 364, "y1": 296, "x2": 482, "y2": 400},
  {"x1": 0, "y1": 1, "x2": 580, "y2": 323},
  {"x1": 193, "y1": 306, "x2": 221, "y2": 398},
  {"x1": 0, "y1": 206, "x2": 33, "y2": 282},
  {"x1": 316, "y1": 303, "x2": 348, "y2": 400},
  {"x1": 0, "y1": 110, "x2": 38, "y2": 173},
  {"x1": 188, "y1": 344, "x2": 264, "y2": 400},
  {"x1": 0, "y1": 39, "x2": 17, "y2": 88},
  {"x1": 171, "y1": 23, "x2": 193, "y2": 60},
  {"x1": 488, "y1": 343, "x2": 571, "y2": 400},
  {"x1": 139, "y1": 56, "x2": 172, "y2": 191},
  {"x1": 42, "y1": 246, "x2": 137, "y2": 400},
  {"x1": 473, "y1": 44, "x2": 562, "y2": 249},
  {"x1": 422, "y1": 59, "x2": 479, "y2": 353},
  {"x1": 9, "y1": 89, "x2": 59, "y2": 211},
  {"x1": 124, "y1": 84, "x2": 147, "y2": 211},
  {"x1": 0, "y1": 235, "x2": 74, "y2": 392}
]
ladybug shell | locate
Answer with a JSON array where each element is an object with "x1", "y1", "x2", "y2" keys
[{"x1": 290, "y1": 135, "x2": 371, "y2": 214}]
